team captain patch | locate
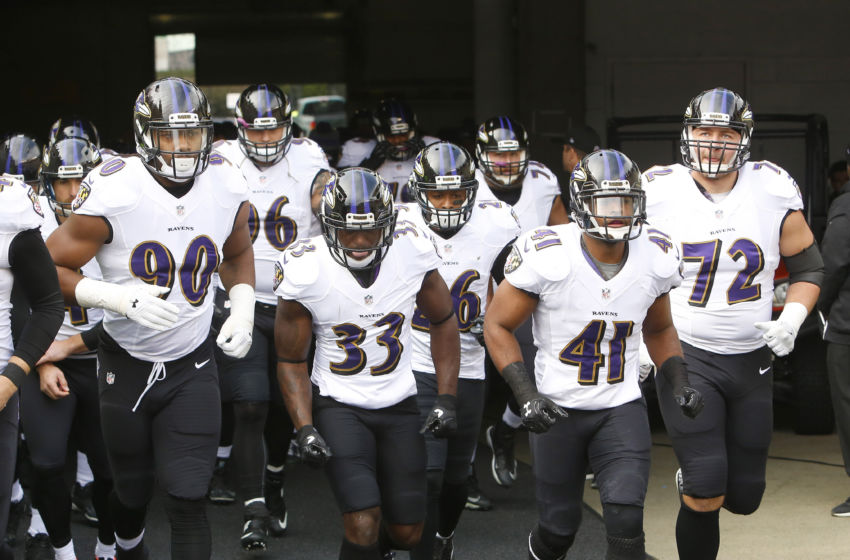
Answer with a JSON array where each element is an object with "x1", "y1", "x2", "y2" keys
[
  {"x1": 273, "y1": 261, "x2": 284, "y2": 291},
  {"x1": 72, "y1": 183, "x2": 91, "y2": 211},
  {"x1": 504, "y1": 244, "x2": 523, "y2": 274}
]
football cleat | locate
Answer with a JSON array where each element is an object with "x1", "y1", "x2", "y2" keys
[
  {"x1": 265, "y1": 470, "x2": 288, "y2": 536},
  {"x1": 240, "y1": 503, "x2": 269, "y2": 551},
  {"x1": 464, "y1": 469, "x2": 492, "y2": 511},
  {"x1": 486, "y1": 422, "x2": 518, "y2": 488},
  {"x1": 24, "y1": 533, "x2": 53, "y2": 560},
  {"x1": 831, "y1": 497, "x2": 850, "y2": 517},
  {"x1": 4, "y1": 498, "x2": 29, "y2": 547},
  {"x1": 433, "y1": 533, "x2": 454, "y2": 560},
  {"x1": 208, "y1": 458, "x2": 236, "y2": 504},
  {"x1": 72, "y1": 482, "x2": 99, "y2": 526}
]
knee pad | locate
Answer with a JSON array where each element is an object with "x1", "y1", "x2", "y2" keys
[
  {"x1": 529, "y1": 524, "x2": 574, "y2": 560},
  {"x1": 234, "y1": 401, "x2": 268, "y2": 427},
  {"x1": 605, "y1": 532, "x2": 645, "y2": 560},
  {"x1": 723, "y1": 480, "x2": 765, "y2": 515},
  {"x1": 601, "y1": 503, "x2": 643, "y2": 539},
  {"x1": 164, "y1": 494, "x2": 207, "y2": 524}
]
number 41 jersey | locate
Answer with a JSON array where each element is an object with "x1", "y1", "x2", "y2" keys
[
  {"x1": 643, "y1": 161, "x2": 803, "y2": 354},
  {"x1": 504, "y1": 223, "x2": 682, "y2": 410},
  {"x1": 71, "y1": 154, "x2": 249, "y2": 362},
  {"x1": 274, "y1": 223, "x2": 442, "y2": 409}
]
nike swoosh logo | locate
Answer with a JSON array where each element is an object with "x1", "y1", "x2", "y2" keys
[
  {"x1": 195, "y1": 359, "x2": 211, "y2": 369},
  {"x1": 759, "y1": 367, "x2": 770, "y2": 375}
]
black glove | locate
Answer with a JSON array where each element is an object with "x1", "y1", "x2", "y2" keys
[
  {"x1": 673, "y1": 386, "x2": 704, "y2": 419},
  {"x1": 420, "y1": 394, "x2": 458, "y2": 438},
  {"x1": 408, "y1": 135, "x2": 426, "y2": 155},
  {"x1": 360, "y1": 141, "x2": 392, "y2": 170},
  {"x1": 469, "y1": 315, "x2": 485, "y2": 347},
  {"x1": 295, "y1": 425, "x2": 332, "y2": 468},
  {"x1": 520, "y1": 394, "x2": 569, "y2": 433}
]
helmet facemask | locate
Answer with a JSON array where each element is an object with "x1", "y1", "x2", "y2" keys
[
  {"x1": 681, "y1": 120, "x2": 750, "y2": 178},
  {"x1": 475, "y1": 118, "x2": 530, "y2": 189},
  {"x1": 237, "y1": 116, "x2": 292, "y2": 165},
  {"x1": 411, "y1": 175, "x2": 477, "y2": 233},
  {"x1": 321, "y1": 210, "x2": 397, "y2": 270},
  {"x1": 477, "y1": 144, "x2": 528, "y2": 187},
  {"x1": 574, "y1": 186, "x2": 646, "y2": 242}
]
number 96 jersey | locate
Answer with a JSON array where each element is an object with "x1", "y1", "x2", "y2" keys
[
  {"x1": 274, "y1": 223, "x2": 442, "y2": 409},
  {"x1": 643, "y1": 161, "x2": 803, "y2": 354},
  {"x1": 504, "y1": 223, "x2": 682, "y2": 410},
  {"x1": 71, "y1": 154, "x2": 249, "y2": 362}
]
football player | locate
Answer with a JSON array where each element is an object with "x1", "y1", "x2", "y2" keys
[
  {"x1": 403, "y1": 142, "x2": 521, "y2": 559},
  {"x1": 274, "y1": 167, "x2": 460, "y2": 560},
  {"x1": 1, "y1": 134, "x2": 42, "y2": 190},
  {"x1": 484, "y1": 149, "x2": 702, "y2": 560},
  {"x1": 474, "y1": 116, "x2": 562, "y2": 492},
  {"x1": 643, "y1": 87, "x2": 823, "y2": 560},
  {"x1": 0, "y1": 176, "x2": 65, "y2": 560},
  {"x1": 46, "y1": 77, "x2": 256, "y2": 560},
  {"x1": 213, "y1": 83, "x2": 330, "y2": 550},
  {"x1": 14, "y1": 138, "x2": 117, "y2": 560},
  {"x1": 337, "y1": 99, "x2": 439, "y2": 201}
]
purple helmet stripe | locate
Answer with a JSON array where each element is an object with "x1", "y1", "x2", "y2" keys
[
  {"x1": 178, "y1": 80, "x2": 193, "y2": 113},
  {"x1": 362, "y1": 170, "x2": 371, "y2": 214},
  {"x1": 261, "y1": 84, "x2": 272, "y2": 118},
  {"x1": 448, "y1": 144, "x2": 457, "y2": 174},
  {"x1": 613, "y1": 150, "x2": 626, "y2": 179}
]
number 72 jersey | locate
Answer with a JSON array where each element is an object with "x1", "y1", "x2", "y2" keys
[
  {"x1": 504, "y1": 223, "x2": 682, "y2": 410},
  {"x1": 643, "y1": 161, "x2": 803, "y2": 354}
]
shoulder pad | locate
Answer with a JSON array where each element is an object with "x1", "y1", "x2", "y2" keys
[
  {"x1": 474, "y1": 200, "x2": 521, "y2": 245},
  {"x1": 207, "y1": 158, "x2": 249, "y2": 202},
  {"x1": 277, "y1": 238, "x2": 324, "y2": 295},
  {"x1": 72, "y1": 158, "x2": 142, "y2": 215},
  {"x1": 639, "y1": 227, "x2": 683, "y2": 280},
  {"x1": 746, "y1": 161, "x2": 803, "y2": 207},
  {"x1": 0, "y1": 177, "x2": 43, "y2": 232},
  {"x1": 512, "y1": 226, "x2": 572, "y2": 283}
]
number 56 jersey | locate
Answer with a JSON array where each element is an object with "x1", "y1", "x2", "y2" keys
[
  {"x1": 274, "y1": 223, "x2": 442, "y2": 410},
  {"x1": 643, "y1": 161, "x2": 803, "y2": 354},
  {"x1": 71, "y1": 154, "x2": 249, "y2": 362},
  {"x1": 504, "y1": 223, "x2": 682, "y2": 410}
]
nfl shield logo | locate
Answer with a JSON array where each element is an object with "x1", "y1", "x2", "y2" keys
[
  {"x1": 176, "y1": 205, "x2": 185, "y2": 216},
  {"x1": 364, "y1": 295, "x2": 373, "y2": 306},
  {"x1": 106, "y1": 372, "x2": 115, "y2": 385},
  {"x1": 715, "y1": 209, "x2": 723, "y2": 220},
  {"x1": 443, "y1": 244, "x2": 452, "y2": 254},
  {"x1": 601, "y1": 288, "x2": 611, "y2": 300}
]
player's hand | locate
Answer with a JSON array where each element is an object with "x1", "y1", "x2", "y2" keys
[
  {"x1": 216, "y1": 315, "x2": 253, "y2": 358},
  {"x1": 120, "y1": 285, "x2": 179, "y2": 331},
  {"x1": 754, "y1": 319, "x2": 798, "y2": 357},
  {"x1": 361, "y1": 141, "x2": 391, "y2": 170},
  {"x1": 469, "y1": 316, "x2": 486, "y2": 347},
  {"x1": 673, "y1": 386, "x2": 704, "y2": 419},
  {"x1": 638, "y1": 340, "x2": 656, "y2": 383},
  {"x1": 520, "y1": 394, "x2": 568, "y2": 433},
  {"x1": 296, "y1": 425, "x2": 332, "y2": 468},
  {"x1": 0, "y1": 376, "x2": 17, "y2": 412},
  {"x1": 38, "y1": 363, "x2": 70, "y2": 400},
  {"x1": 420, "y1": 394, "x2": 458, "y2": 438},
  {"x1": 37, "y1": 337, "x2": 79, "y2": 366}
]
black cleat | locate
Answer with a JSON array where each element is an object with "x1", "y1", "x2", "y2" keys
[
  {"x1": 464, "y1": 470, "x2": 492, "y2": 511},
  {"x1": 486, "y1": 422, "x2": 517, "y2": 488},
  {"x1": 265, "y1": 470, "x2": 288, "y2": 536},
  {"x1": 433, "y1": 533, "x2": 454, "y2": 560},
  {"x1": 24, "y1": 533, "x2": 53, "y2": 560},
  {"x1": 116, "y1": 542, "x2": 149, "y2": 560},
  {"x1": 208, "y1": 458, "x2": 236, "y2": 504},
  {"x1": 240, "y1": 503, "x2": 269, "y2": 551},
  {"x1": 71, "y1": 482, "x2": 99, "y2": 526},
  {"x1": 4, "y1": 498, "x2": 29, "y2": 547}
]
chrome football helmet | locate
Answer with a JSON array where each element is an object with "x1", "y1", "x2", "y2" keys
[
  {"x1": 40, "y1": 138, "x2": 102, "y2": 217},
  {"x1": 475, "y1": 116, "x2": 529, "y2": 188},
  {"x1": 235, "y1": 84, "x2": 293, "y2": 165},
  {"x1": 680, "y1": 87, "x2": 753, "y2": 177},
  {"x1": 409, "y1": 142, "x2": 478, "y2": 233}
]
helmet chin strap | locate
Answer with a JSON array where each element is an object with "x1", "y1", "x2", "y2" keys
[
  {"x1": 156, "y1": 154, "x2": 197, "y2": 183},
  {"x1": 344, "y1": 249, "x2": 377, "y2": 269}
]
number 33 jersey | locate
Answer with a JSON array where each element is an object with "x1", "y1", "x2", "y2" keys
[
  {"x1": 504, "y1": 223, "x2": 682, "y2": 410},
  {"x1": 71, "y1": 154, "x2": 249, "y2": 362},
  {"x1": 643, "y1": 161, "x2": 803, "y2": 354},
  {"x1": 274, "y1": 223, "x2": 442, "y2": 409}
]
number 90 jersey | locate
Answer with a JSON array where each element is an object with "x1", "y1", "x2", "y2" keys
[
  {"x1": 643, "y1": 162, "x2": 803, "y2": 354},
  {"x1": 71, "y1": 154, "x2": 249, "y2": 362},
  {"x1": 274, "y1": 223, "x2": 442, "y2": 409},
  {"x1": 504, "y1": 223, "x2": 682, "y2": 410},
  {"x1": 0, "y1": 177, "x2": 45, "y2": 368},
  {"x1": 401, "y1": 201, "x2": 521, "y2": 379}
]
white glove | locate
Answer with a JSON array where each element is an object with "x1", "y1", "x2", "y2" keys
[
  {"x1": 216, "y1": 284, "x2": 255, "y2": 358},
  {"x1": 75, "y1": 277, "x2": 179, "y2": 331},
  {"x1": 754, "y1": 301, "x2": 808, "y2": 357},
  {"x1": 638, "y1": 339, "x2": 656, "y2": 383}
]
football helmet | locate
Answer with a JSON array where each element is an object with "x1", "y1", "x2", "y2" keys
[
  {"x1": 1, "y1": 133, "x2": 41, "y2": 187},
  {"x1": 409, "y1": 142, "x2": 478, "y2": 233},
  {"x1": 569, "y1": 149, "x2": 645, "y2": 242},
  {"x1": 680, "y1": 87, "x2": 753, "y2": 177},
  {"x1": 133, "y1": 77, "x2": 213, "y2": 182},
  {"x1": 475, "y1": 116, "x2": 529, "y2": 188},
  {"x1": 48, "y1": 116, "x2": 101, "y2": 148},
  {"x1": 319, "y1": 167, "x2": 398, "y2": 270},
  {"x1": 373, "y1": 99, "x2": 419, "y2": 160},
  {"x1": 40, "y1": 138, "x2": 102, "y2": 218},
  {"x1": 235, "y1": 84, "x2": 292, "y2": 165}
]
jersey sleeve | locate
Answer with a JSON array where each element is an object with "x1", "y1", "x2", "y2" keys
[
  {"x1": 338, "y1": 138, "x2": 375, "y2": 168},
  {"x1": 294, "y1": 138, "x2": 330, "y2": 171},
  {"x1": 209, "y1": 154, "x2": 250, "y2": 207},
  {"x1": 398, "y1": 222, "x2": 442, "y2": 275},
  {"x1": 750, "y1": 160, "x2": 804, "y2": 212},
  {"x1": 503, "y1": 228, "x2": 570, "y2": 295},
  {"x1": 485, "y1": 202, "x2": 522, "y2": 248},
  {"x1": 643, "y1": 229, "x2": 684, "y2": 297},
  {"x1": 274, "y1": 242, "x2": 323, "y2": 304},
  {"x1": 71, "y1": 157, "x2": 140, "y2": 218},
  {"x1": 0, "y1": 178, "x2": 43, "y2": 233}
]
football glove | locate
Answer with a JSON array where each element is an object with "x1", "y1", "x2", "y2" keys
[
  {"x1": 216, "y1": 284, "x2": 254, "y2": 359},
  {"x1": 296, "y1": 425, "x2": 332, "y2": 468},
  {"x1": 420, "y1": 394, "x2": 458, "y2": 437},
  {"x1": 75, "y1": 277, "x2": 179, "y2": 332},
  {"x1": 520, "y1": 394, "x2": 569, "y2": 433},
  {"x1": 469, "y1": 315, "x2": 486, "y2": 347},
  {"x1": 361, "y1": 141, "x2": 391, "y2": 170},
  {"x1": 673, "y1": 386, "x2": 704, "y2": 419},
  {"x1": 754, "y1": 302, "x2": 808, "y2": 357}
]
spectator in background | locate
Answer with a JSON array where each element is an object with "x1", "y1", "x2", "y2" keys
[
  {"x1": 828, "y1": 158, "x2": 850, "y2": 209},
  {"x1": 213, "y1": 120, "x2": 238, "y2": 143},
  {"x1": 818, "y1": 144, "x2": 850, "y2": 518},
  {"x1": 547, "y1": 125, "x2": 602, "y2": 225}
]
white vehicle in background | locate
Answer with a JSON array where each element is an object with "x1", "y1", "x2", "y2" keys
[{"x1": 292, "y1": 95, "x2": 347, "y2": 133}]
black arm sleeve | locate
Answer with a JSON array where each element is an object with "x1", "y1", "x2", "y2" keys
[
  {"x1": 80, "y1": 320, "x2": 104, "y2": 351},
  {"x1": 489, "y1": 238, "x2": 518, "y2": 285},
  {"x1": 8, "y1": 228, "x2": 64, "y2": 368}
]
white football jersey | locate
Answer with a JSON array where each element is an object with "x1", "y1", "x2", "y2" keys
[
  {"x1": 475, "y1": 160, "x2": 560, "y2": 234},
  {"x1": 401, "y1": 201, "x2": 521, "y2": 379},
  {"x1": 274, "y1": 223, "x2": 442, "y2": 409},
  {"x1": 643, "y1": 161, "x2": 803, "y2": 354},
  {"x1": 338, "y1": 136, "x2": 440, "y2": 201},
  {"x1": 71, "y1": 154, "x2": 249, "y2": 362},
  {"x1": 39, "y1": 197, "x2": 103, "y2": 351},
  {"x1": 505, "y1": 223, "x2": 682, "y2": 410},
  {"x1": 0, "y1": 177, "x2": 45, "y2": 367},
  {"x1": 216, "y1": 138, "x2": 328, "y2": 303},
  {"x1": 338, "y1": 135, "x2": 440, "y2": 171}
]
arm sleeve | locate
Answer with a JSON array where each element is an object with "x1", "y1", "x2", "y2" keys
[
  {"x1": 490, "y1": 239, "x2": 518, "y2": 285},
  {"x1": 9, "y1": 228, "x2": 65, "y2": 368},
  {"x1": 818, "y1": 212, "x2": 850, "y2": 313},
  {"x1": 80, "y1": 320, "x2": 104, "y2": 351}
]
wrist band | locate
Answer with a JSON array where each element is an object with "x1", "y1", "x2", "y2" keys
[
  {"x1": 1, "y1": 362, "x2": 27, "y2": 389},
  {"x1": 430, "y1": 310, "x2": 455, "y2": 327}
]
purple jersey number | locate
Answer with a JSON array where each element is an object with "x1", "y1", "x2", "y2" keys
[
  {"x1": 682, "y1": 238, "x2": 763, "y2": 307},
  {"x1": 248, "y1": 196, "x2": 298, "y2": 251},
  {"x1": 329, "y1": 312, "x2": 407, "y2": 376},
  {"x1": 559, "y1": 320, "x2": 634, "y2": 385},
  {"x1": 412, "y1": 269, "x2": 481, "y2": 333},
  {"x1": 129, "y1": 236, "x2": 220, "y2": 306}
]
